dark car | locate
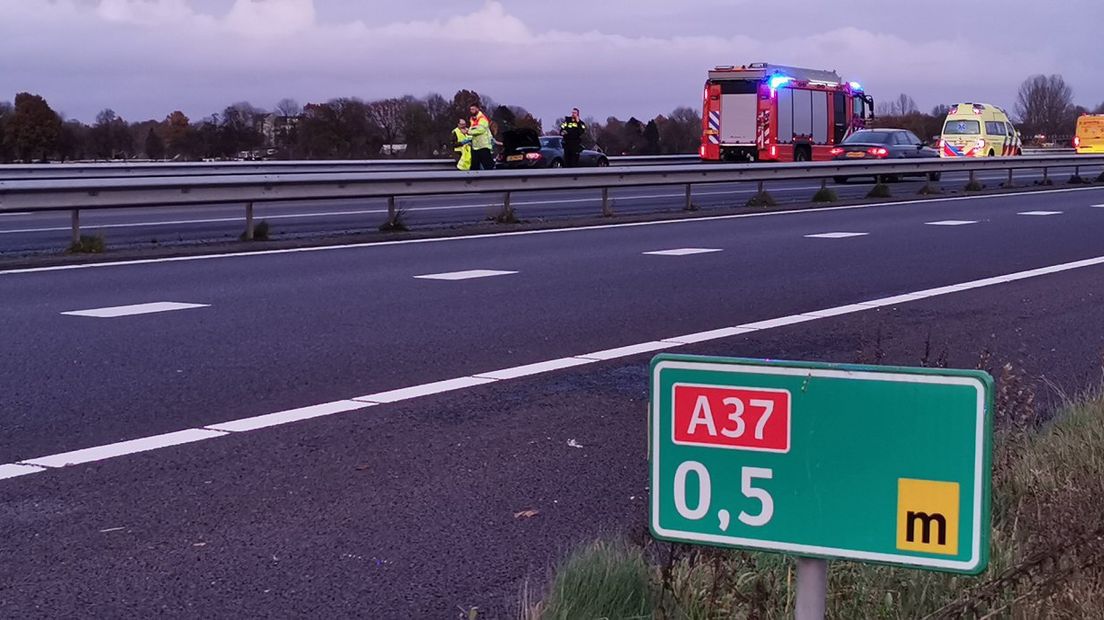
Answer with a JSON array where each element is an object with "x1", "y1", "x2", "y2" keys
[
  {"x1": 830, "y1": 129, "x2": 941, "y2": 183},
  {"x1": 497, "y1": 128, "x2": 609, "y2": 169}
]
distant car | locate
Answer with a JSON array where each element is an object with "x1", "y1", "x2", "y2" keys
[
  {"x1": 830, "y1": 129, "x2": 941, "y2": 183},
  {"x1": 496, "y1": 128, "x2": 609, "y2": 169}
]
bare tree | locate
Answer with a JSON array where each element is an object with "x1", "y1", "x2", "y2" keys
[
  {"x1": 1015, "y1": 74, "x2": 1075, "y2": 138},
  {"x1": 1094, "y1": 102, "x2": 1104, "y2": 114},
  {"x1": 367, "y1": 98, "x2": 407, "y2": 152},
  {"x1": 275, "y1": 98, "x2": 302, "y2": 118},
  {"x1": 878, "y1": 93, "x2": 918, "y2": 117}
]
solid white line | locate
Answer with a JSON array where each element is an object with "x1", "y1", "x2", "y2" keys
[
  {"x1": 643, "y1": 248, "x2": 723, "y2": 256},
  {"x1": 60, "y1": 302, "x2": 209, "y2": 318},
  {"x1": 1018, "y1": 211, "x2": 1063, "y2": 216},
  {"x1": 804, "y1": 232, "x2": 868, "y2": 239},
  {"x1": 413, "y1": 269, "x2": 517, "y2": 281},
  {"x1": 8, "y1": 252, "x2": 1104, "y2": 483},
  {"x1": 21, "y1": 429, "x2": 227, "y2": 468},
  {"x1": 3, "y1": 186, "x2": 1102, "y2": 277},
  {"x1": 660, "y1": 327, "x2": 756, "y2": 345},
  {"x1": 578, "y1": 341, "x2": 680, "y2": 361},
  {"x1": 1092, "y1": 204, "x2": 1104, "y2": 208},
  {"x1": 353, "y1": 377, "x2": 498, "y2": 404},
  {"x1": 473, "y1": 357, "x2": 598, "y2": 380},
  {"x1": 926, "y1": 220, "x2": 978, "y2": 226},
  {"x1": 206, "y1": 401, "x2": 374, "y2": 433},
  {"x1": 0, "y1": 463, "x2": 46, "y2": 480}
]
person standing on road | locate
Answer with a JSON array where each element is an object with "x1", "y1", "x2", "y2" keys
[
  {"x1": 467, "y1": 104, "x2": 495, "y2": 171},
  {"x1": 560, "y1": 108, "x2": 587, "y2": 168},
  {"x1": 453, "y1": 118, "x2": 471, "y2": 171}
]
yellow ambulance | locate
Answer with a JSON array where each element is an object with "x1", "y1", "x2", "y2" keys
[
  {"x1": 1074, "y1": 114, "x2": 1104, "y2": 154},
  {"x1": 939, "y1": 102, "x2": 1021, "y2": 158}
]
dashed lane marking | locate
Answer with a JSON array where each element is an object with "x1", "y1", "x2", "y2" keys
[
  {"x1": 804, "y1": 232, "x2": 869, "y2": 239},
  {"x1": 1017, "y1": 211, "x2": 1063, "y2": 216},
  {"x1": 60, "y1": 302, "x2": 210, "y2": 318},
  {"x1": 413, "y1": 269, "x2": 518, "y2": 281},
  {"x1": 926, "y1": 220, "x2": 978, "y2": 226},
  {"x1": 643, "y1": 248, "x2": 723, "y2": 256}
]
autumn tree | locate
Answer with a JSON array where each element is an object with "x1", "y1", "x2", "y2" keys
[
  {"x1": 5, "y1": 92, "x2": 62, "y2": 161},
  {"x1": 657, "y1": 107, "x2": 700, "y2": 154},
  {"x1": 162, "y1": 111, "x2": 193, "y2": 159},
  {"x1": 1016, "y1": 74, "x2": 1075, "y2": 138},
  {"x1": 643, "y1": 119, "x2": 661, "y2": 154}
]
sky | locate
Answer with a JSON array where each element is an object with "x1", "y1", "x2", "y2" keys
[{"x1": 1, "y1": 0, "x2": 1100, "y2": 126}]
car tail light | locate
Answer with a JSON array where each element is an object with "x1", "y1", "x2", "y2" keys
[
  {"x1": 769, "y1": 145, "x2": 777, "y2": 158},
  {"x1": 525, "y1": 152, "x2": 542, "y2": 160},
  {"x1": 1073, "y1": 136, "x2": 1081, "y2": 148},
  {"x1": 829, "y1": 147, "x2": 844, "y2": 156},
  {"x1": 866, "y1": 147, "x2": 888, "y2": 157},
  {"x1": 700, "y1": 145, "x2": 706, "y2": 158}
]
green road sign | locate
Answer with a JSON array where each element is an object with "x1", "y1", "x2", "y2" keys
[{"x1": 649, "y1": 354, "x2": 993, "y2": 574}]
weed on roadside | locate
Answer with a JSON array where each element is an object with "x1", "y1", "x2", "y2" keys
[
  {"x1": 239, "y1": 219, "x2": 270, "y2": 241},
  {"x1": 66, "y1": 234, "x2": 105, "y2": 253},
  {"x1": 866, "y1": 183, "x2": 891, "y2": 199},
  {"x1": 746, "y1": 191, "x2": 776, "y2": 208}
]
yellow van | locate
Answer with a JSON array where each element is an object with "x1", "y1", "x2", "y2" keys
[
  {"x1": 939, "y1": 102, "x2": 1021, "y2": 157},
  {"x1": 1074, "y1": 114, "x2": 1104, "y2": 154}
]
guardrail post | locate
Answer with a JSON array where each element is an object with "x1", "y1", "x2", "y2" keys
[
  {"x1": 1043, "y1": 167, "x2": 1050, "y2": 185},
  {"x1": 70, "y1": 209, "x2": 80, "y2": 246},
  {"x1": 500, "y1": 191, "x2": 515, "y2": 223},
  {"x1": 684, "y1": 184, "x2": 694, "y2": 211},
  {"x1": 601, "y1": 187, "x2": 612, "y2": 217},
  {"x1": 244, "y1": 202, "x2": 255, "y2": 241},
  {"x1": 387, "y1": 196, "x2": 397, "y2": 226},
  {"x1": 1007, "y1": 168, "x2": 1013, "y2": 187}
]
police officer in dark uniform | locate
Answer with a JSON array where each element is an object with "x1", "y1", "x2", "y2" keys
[{"x1": 560, "y1": 108, "x2": 587, "y2": 168}]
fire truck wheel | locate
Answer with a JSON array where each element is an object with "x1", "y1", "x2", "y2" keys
[{"x1": 794, "y1": 147, "x2": 811, "y2": 162}]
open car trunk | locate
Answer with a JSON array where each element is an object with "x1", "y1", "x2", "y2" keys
[{"x1": 502, "y1": 128, "x2": 541, "y2": 154}]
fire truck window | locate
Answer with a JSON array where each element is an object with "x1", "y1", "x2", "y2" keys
[
  {"x1": 792, "y1": 89, "x2": 813, "y2": 139},
  {"x1": 833, "y1": 92, "x2": 847, "y2": 144},
  {"x1": 719, "y1": 81, "x2": 758, "y2": 95}
]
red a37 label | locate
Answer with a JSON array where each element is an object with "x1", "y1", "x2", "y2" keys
[{"x1": 672, "y1": 384, "x2": 791, "y2": 453}]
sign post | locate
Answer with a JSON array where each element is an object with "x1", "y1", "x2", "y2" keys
[{"x1": 649, "y1": 354, "x2": 993, "y2": 616}]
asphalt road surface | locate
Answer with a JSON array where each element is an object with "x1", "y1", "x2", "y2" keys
[
  {"x1": 1, "y1": 166, "x2": 1099, "y2": 255},
  {"x1": 2, "y1": 184, "x2": 1104, "y2": 617}
]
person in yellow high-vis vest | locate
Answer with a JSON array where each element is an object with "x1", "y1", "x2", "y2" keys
[
  {"x1": 452, "y1": 118, "x2": 471, "y2": 171},
  {"x1": 467, "y1": 104, "x2": 495, "y2": 170}
]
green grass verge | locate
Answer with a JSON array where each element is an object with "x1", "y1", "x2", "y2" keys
[
  {"x1": 67, "y1": 234, "x2": 106, "y2": 254},
  {"x1": 527, "y1": 387, "x2": 1104, "y2": 618}
]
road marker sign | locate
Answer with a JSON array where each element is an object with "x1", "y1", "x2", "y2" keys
[{"x1": 649, "y1": 354, "x2": 993, "y2": 575}]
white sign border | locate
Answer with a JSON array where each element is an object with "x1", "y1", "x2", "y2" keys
[{"x1": 651, "y1": 359, "x2": 988, "y2": 572}]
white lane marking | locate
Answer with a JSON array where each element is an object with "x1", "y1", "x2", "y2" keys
[
  {"x1": 1092, "y1": 204, "x2": 1104, "y2": 208},
  {"x1": 926, "y1": 220, "x2": 978, "y2": 226},
  {"x1": 8, "y1": 253, "x2": 1104, "y2": 482},
  {"x1": 20, "y1": 429, "x2": 227, "y2": 468},
  {"x1": 413, "y1": 269, "x2": 517, "y2": 281},
  {"x1": 643, "y1": 248, "x2": 723, "y2": 256},
  {"x1": 60, "y1": 302, "x2": 209, "y2": 318},
  {"x1": 804, "y1": 232, "x2": 868, "y2": 239},
  {"x1": 0, "y1": 463, "x2": 46, "y2": 480},
  {"x1": 4, "y1": 186, "x2": 1104, "y2": 277},
  {"x1": 660, "y1": 327, "x2": 756, "y2": 345},
  {"x1": 1018, "y1": 211, "x2": 1063, "y2": 216},
  {"x1": 578, "y1": 341, "x2": 678, "y2": 361},
  {"x1": 353, "y1": 377, "x2": 498, "y2": 404},
  {"x1": 473, "y1": 357, "x2": 597, "y2": 380},
  {"x1": 206, "y1": 401, "x2": 374, "y2": 433}
]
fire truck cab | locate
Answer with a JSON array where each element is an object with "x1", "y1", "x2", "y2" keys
[{"x1": 701, "y1": 63, "x2": 874, "y2": 162}]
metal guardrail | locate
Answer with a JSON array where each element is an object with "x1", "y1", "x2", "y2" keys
[
  {"x1": 1, "y1": 155, "x2": 1102, "y2": 243},
  {"x1": 0, "y1": 154, "x2": 700, "y2": 181}
]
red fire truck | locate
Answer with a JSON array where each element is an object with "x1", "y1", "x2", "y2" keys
[{"x1": 701, "y1": 63, "x2": 874, "y2": 162}]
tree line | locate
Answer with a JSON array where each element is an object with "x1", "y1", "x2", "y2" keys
[
  {"x1": 0, "y1": 89, "x2": 702, "y2": 163},
  {"x1": 874, "y1": 74, "x2": 1104, "y2": 144}
]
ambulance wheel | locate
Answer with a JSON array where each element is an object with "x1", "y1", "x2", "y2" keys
[{"x1": 988, "y1": 150, "x2": 996, "y2": 157}]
